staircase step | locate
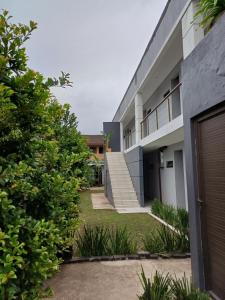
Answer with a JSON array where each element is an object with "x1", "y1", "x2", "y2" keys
[{"x1": 106, "y1": 152, "x2": 140, "y2": 209}]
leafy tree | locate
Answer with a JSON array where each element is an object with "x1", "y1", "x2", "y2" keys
[{"x1": 0, "y1": 10, "x2": 91, "y2": 299}]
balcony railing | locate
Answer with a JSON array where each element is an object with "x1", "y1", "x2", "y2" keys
[{"x1": 140, "y1": 83, "x2": 182, "y2": 139}]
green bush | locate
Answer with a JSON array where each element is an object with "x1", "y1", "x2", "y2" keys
[
  {"x1": 109, "y1": 226, "x2": 137, "y2": 255},
  {"x1": 76, "y1": 225, "x2": 110, "y2": 256},
  {"x1": 151, "y1": 199, "x2": 176, "y2": 226},
  {"x1": 75, "y1": 225, "x2": 137, "y2": 256},
  {"x1": 143, "y1": 225, "x2": 189, "y2": 254},
  {"x1": 143, "y1": 231, "x2": 164, "y2": 254},
  {"x1": 138, "y1": 267, "x2": 172, "y2": 300},
  {"x1": 171, "y1": 275, "x2": 210, "y2": 300},
  {"x1": 151, "y1": 200, "x2": 190, "y2": 252},
  {"x1": 194, "y1": 0, "x2": 225, "y2": 30},
  {"x1": 0, "y1": 11, "x2": 91, "y2": 298},
  {"x1": 138, "y1": 268, "x2": 210, "y2": 300}
]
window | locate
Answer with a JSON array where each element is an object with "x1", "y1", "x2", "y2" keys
[
  {"x1": 99, "y1": 146, "x2": 103, "y2": 154},
  {"x1": 166, "y1": 161, "x2": 173, "y2": 168},
  {"x1": 90, "y1": 146, "x2": 97, "y2": 154}
]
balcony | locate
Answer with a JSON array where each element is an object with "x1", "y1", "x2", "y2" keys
[{"x1": 141, "y1": 83, "x2": 182, "y2": 139}]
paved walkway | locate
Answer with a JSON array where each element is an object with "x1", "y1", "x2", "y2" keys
[
  {"x1": 91, "y1": 192, "x2": 114, "y2": 210},
  {"x1": 45, "y1": 259, "x2": 191, "y2": 300},
  {"x1": 91, "y1": 192, "x2": 149, "y2": 214}
]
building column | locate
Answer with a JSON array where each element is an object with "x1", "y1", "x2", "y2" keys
[
  {"x1": 182, "y1": 0, "x2": 204, "y2": 59},
  {"x1": 135, "y1": 93, "x2": 143, "y2": 144}
]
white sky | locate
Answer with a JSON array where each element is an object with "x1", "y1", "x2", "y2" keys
[{"x1": 1, "y1": 0, "x2": 167, "y2": 134}]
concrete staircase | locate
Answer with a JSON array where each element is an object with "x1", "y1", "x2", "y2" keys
[{"x1": 105, "y1": 152, "x2": 141, "y2": 210}]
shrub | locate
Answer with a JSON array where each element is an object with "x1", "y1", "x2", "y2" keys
[
  {"x1": 157, "y1": 225, "x2": 180, "y2": 253},
  {"x1": 171, "y1": 275, "x2": 210, "y2": 300},
  {"x1": 0, "y1": 191, "x2": 62, "y2": 299},
  {"x1": 143, "y1": 224, "x2": 189, "y2": 254},
  {"x1": 75, "y1": 225, "x2": 136, "y2": 256},
  {"x1": 142, "y1": 232, "x2": 164, "y2": 254},
  {"x1": 151, "y1": 200, "x2": 176, "y2": 226},
  {"x1": 138, "y1": 268, "x2": 210, "y2": 300},
  {"x1": 194, "y1": 0, "x2": 225, "y2": 30},
  {"x1": 151, "y1": 200, "x2": 190, "y2": 252},
  {"x1": 0, "y1": 10, "x2": 91, "y2": 298},
  {"x1": 138, "y1": 267, "x2": 172, "y2": 300},
  {"x1": 109, "y1": 226, "x2": 137, "y2": 255},
  {"x1": 76, "y1": 225, "x2": 110, "y2": 256}
]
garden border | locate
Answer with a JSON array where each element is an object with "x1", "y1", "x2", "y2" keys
[
  {"x1": 148, "y1": 211, "x2": 177, "y2": 232},
  {"x1": 63, "y1": 252, "x2": 191, "y2": 264}
]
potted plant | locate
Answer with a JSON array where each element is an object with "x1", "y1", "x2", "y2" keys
[{"x1": 102, "y1": 132, "x2": 112, "y2": 152}]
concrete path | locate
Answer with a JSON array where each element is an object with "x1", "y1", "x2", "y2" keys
[
  {"x1": 117, "y1": 207, "x2": 150, "y2": 214},
  {"x1": 45, "y1": 259, "x2": 191, "y2": 300},
  {"x1": 91, "y1": 193, "x2": 114, "y2": 210}
]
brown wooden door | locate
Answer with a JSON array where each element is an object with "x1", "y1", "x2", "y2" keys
[{"x1": 196, "y1": 105, "x2": 225, "y2": 299}]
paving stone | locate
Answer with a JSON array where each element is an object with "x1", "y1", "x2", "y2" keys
[
  {"x1": 126, "y1": 254, "x2": 140, "y2": 260},
  {"x1": 64, "y1": 257, "x2": 89, "y2": 264},
  {"x1": 89, "y1": 256, "x2": 102, "y2": 262},
  {"x1": 159, "y1": 253, "x2": 172, "y2": 259},
  {"x1": 100, "y1": 256, "x2": 114, "y2": 261},
  {"x1": 149, "y1": 254, "x2": 159, "y2": 259},
  {"x1": 172, "y1": 253, "x2": 188, "y2": 259},
  {"x1": 113, "y1": 255, "x2": 126, "y2": 261},
  {"x1": 137, "y1": 251, "x2": 151, "y2": 258}
]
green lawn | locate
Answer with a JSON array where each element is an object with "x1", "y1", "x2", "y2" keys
[{"x1": 78, "y1": 190, "x2": 159, "y2": 248}]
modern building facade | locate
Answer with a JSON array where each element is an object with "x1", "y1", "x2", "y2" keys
[
  {"x1": 104, "y1": 0, "x2": 225, "y2": 298},
  {"x1": 104, "y1": 0, "x2": 204, "y2": 210}
]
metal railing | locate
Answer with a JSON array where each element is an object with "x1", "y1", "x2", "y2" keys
[{"x1": 140, "y1": 83, "x2": 182, "y2": 139}]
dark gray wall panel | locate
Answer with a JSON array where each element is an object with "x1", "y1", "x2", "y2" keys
[
  {"x1": 104, "y1": 155, "x2": 113, "y2": 205},
  {"x1": 143, "y1": 151, "x2": 161, "y2": 201},
  {"x1": 124, "y1": 146, "x2": 144, "y2": 206},
  {"x1": 103, "y1": 122, "x2": 120, "y2": 152},
  {"x1": 181, "y1": 14, "x2": 225, "y2": 290}
]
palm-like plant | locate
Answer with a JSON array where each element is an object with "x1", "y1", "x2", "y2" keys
[
  {"x1": 138, "y1": 267, "x2": 172, "y2": 300},
  {"x1": 138, "y1": 269, "x2": 210, "y2": 300},
  {"x1": 171, "y1": 275, "x2": 210, "y2": 300},
  {"x1": 194, "y1": 0, "x2": 225, "y2": 30}
]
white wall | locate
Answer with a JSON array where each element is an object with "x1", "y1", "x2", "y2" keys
[
  {"x1": 160, "y1": 141, "x2": 187, "y2": 209},
  {"x1": 182, "y1": 0, "x2": 204, "y2": 59}
]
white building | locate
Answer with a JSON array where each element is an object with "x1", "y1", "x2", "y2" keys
[{"x1": 104, "y1": 0, "x2": 204, "y2": 210}]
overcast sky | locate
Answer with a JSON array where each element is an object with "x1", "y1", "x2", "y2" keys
[{"x1": 1, "y1": 0, "x2": 167, "y2": 134}]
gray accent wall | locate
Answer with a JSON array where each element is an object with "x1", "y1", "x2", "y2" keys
[
  {"x1": 143, "y1": 150, "x2": 161, "y2": 202},
  {"x1": 103, "y1": 122, "x2": 121, "y2": 152},
  {"x1": 124, "y1": 146, "x2": 144, "y2": 206},
  {"x1": 104, "y1": 155, "x2": 113, "y2": 206},
  {"x1": 113, "y1": 0, "x2": 188, "y2": 122},
  {"x1": 181, "y1": 14, "x2": 225, "y2": 290}
]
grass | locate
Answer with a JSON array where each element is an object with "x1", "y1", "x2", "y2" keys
[{"x1": 78, "y1": 190, "x2": 159, "y2": 249}]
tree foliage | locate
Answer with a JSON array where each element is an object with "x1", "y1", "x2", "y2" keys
[
  {"x1": 0, "y1": 10, "x2": 90, "y2": 299},
  {"x1": 194, "y1": 0, "x2": 225, "y2": 30}
]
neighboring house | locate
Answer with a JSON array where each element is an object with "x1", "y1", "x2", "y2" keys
[
  {"x1": 104, "y1": 1, "x2": 225, "y2": 298},
  {"x1": 83, "y1": 135, "x2": 104, "y2": 186}
]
